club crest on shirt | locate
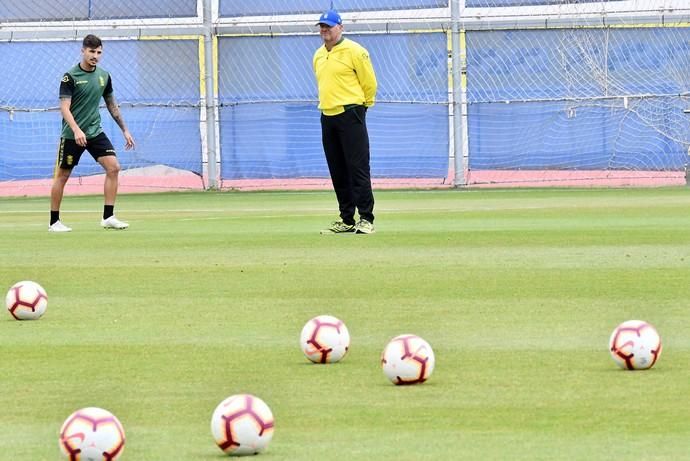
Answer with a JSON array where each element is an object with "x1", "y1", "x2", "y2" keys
[{"x1": 99, "y1": 76, "x2": 105, "y2": 87}]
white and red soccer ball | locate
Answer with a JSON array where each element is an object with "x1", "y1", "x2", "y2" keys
[
  {"x1": 609, "y1": 320, "x2": 662, "y2": 370},
  {"x1": 59, "y1": 407, "x2": 125, "y2": 461},
  {"x1": 300, "y1": 315, "x2": 350, "y2": 363},
  {"x1": 5, "y1": 280, "x2": 48, "y2": 320},
  {"x1": 381, "y1": 334, "x2": 435, "y2": 385},
  {"x1": 211, "y1": 394, "x2": 275, "y2": 456}
]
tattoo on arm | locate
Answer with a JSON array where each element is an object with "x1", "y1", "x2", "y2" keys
[{"x1": 105, "y1": 95, "x2": 128, "y2": 131}]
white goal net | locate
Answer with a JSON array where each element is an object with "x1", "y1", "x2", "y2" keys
[{"x1": 2, "y1": 0, "x2": 690, "y2": 194}]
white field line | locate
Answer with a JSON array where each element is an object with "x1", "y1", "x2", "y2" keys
[
  {"x1": 0, "y1": 205, "x2": 553, "y2": 216},
  {"x1": 0, "y1": 208, "x2": 468, "y2": 228},
  {"x1": 0, "y1": 205, "x2": 574, "y2": 229}
]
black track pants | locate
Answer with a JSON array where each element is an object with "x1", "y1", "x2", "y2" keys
[{"x1": 320, "y1": 106, "x2": 374, "y2": 224}]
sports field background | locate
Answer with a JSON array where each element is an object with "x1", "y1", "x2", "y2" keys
[{"x1": 2, "y1": 188, "x2": 690, "y2": 460}]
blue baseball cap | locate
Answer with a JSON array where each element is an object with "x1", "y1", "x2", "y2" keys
[{"x1": 317, "y1": 10, "x2": 342, "y2": 27}]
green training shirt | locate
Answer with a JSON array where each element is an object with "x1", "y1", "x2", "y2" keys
[{"x1": 59, "y1": 64, "x2": 113, "y2": 140}]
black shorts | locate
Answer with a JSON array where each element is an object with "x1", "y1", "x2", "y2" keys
[{"x1": 56, "y1": 132, "x2": 116, "y2": 170}]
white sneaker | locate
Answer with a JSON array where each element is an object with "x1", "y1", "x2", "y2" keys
[
  {"x1": 101, "y1": 216, "x2": 129, "y2": 230},
  {"x1": 48, "y1": 220, "x2": 72, "y2": 232},
  {"x1": 354, "y1": 218, "x2": 375, "y2": 234}
]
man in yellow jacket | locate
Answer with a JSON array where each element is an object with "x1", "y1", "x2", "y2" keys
[{"x1": 313, "y1": 9, "x2": 377, "y2": 234}]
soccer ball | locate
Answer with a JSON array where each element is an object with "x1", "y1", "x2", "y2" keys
[
  {"x1": 381, "y1": 334, "x2": 435, "y2": 385},
  {"x1": 211, "y1": 394, "x2": 275, "y2": 456},
  {"x1": 609, "y1": 320, "x2": 662, "y2": 370},
  {"x1": 5, "y1": 280, "x2": 48, "y2": 320},
  {"x1": 59, "y1": 407, "x2": 125, "y2": 461},
  {"x1": 299, "y1": 315, "x2": 350, "y2": 363}
]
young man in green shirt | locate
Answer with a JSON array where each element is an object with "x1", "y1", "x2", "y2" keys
[
  {"x1": 49, "y1": 34, "x2": 135, "y2": 232},
  {"x1": 313, "y1": 10, "x2": 378, "y2": 234}
]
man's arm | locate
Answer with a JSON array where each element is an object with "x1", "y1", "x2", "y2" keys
[
  {"x1": 59, "y1": 98, "x2": 87, "y2": 147},
  {"x1": 104, "y1": 93, "x2": 135, "y2": 150},
  {"x1": 59, "y1": 73, "x2": 87, "y2": 146},
  {"x1": 353, "y1": 47, "x2": 377, "y2": 108}
]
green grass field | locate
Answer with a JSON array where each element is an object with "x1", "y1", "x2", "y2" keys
[{"x1": 2, "y1": 188, "x2": 690, "y2": 460}]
